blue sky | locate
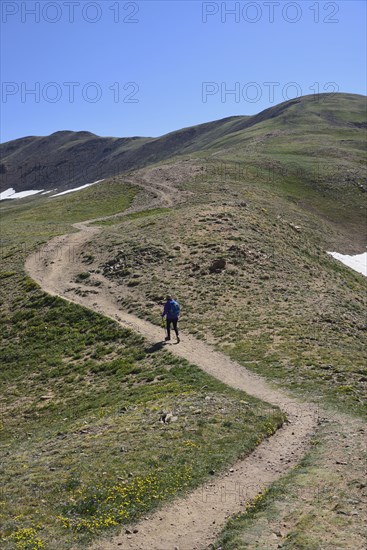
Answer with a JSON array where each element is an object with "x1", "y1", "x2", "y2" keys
[{"x1": 1, "y1": 0, "x2": 366, "y2": 142}]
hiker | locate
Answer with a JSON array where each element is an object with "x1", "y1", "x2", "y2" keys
[{"x1": 162, "y1": 295, "x2": 180, "y2": 343}]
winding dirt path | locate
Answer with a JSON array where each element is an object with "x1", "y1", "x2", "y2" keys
[{"x1": 25, "y1": 177, "x2": 321, "y2": 550}]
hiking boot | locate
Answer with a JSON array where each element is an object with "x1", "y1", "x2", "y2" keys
[
  {"x1": 165, "y1": 336, "x2": 170, "y2": 341},
  {"x1": 177, "y1": 336, "x2": 180, "y2": 343}
]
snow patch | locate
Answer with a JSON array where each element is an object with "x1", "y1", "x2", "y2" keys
[
  {"x1": 328, "y1": 251, "x2": 367, "y2": 277},
  {"x1": 0, "y1": 188, "x2": 44, "y2": 201},
  {"x1": 51, "y1": 179, "x2": 104, "y2": 197}
]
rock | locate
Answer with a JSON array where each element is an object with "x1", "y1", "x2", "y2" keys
[
  {"x1": 209, "y1": 258, "x2": 226, "y2": 273},
  {"x1": 125, "y1": 529, "x2": 132, "y2": 534},
  {"x1": 159, "y1": 412, "x2": 178, "y2": 424},
  {"x1": 288, "y1": 222, "x2": 301, "y2": 232}
]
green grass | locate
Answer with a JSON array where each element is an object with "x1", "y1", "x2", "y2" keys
[{"x1": 0, "y1": 277, "x2": 284, "y2": 549}]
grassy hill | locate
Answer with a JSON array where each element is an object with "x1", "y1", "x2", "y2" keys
[
  {"x1": 89, "y1": 165, "x2": 366, "y2": 418},
  {"x1": 0, "y1": 117, "x2": 243, "y2": 194},
  {"x1": 0, "y1": 93, "x2": 366, "y2": 549},
  {"x1": 0, "y1": 182, "x2": 284, "y2": 549},
  {"x1": 1, "y1": 93, "x2": 365, "y2": 205}
]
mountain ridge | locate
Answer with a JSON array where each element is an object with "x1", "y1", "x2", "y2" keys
[{"x1": 0, "y1": 92, "x2": 365, "y2": 194}]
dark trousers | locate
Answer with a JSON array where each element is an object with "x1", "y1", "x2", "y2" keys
[{"x1": 166, "y1": 318, "x2": 179, "y2": 339}]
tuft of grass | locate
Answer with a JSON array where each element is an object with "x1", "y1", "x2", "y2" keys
[{"x1": 74, "y1": 272, "x2": 91, "y2": 283}]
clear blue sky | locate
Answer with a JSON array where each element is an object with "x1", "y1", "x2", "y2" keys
[{"x1": 1, "y1": 0, "x2": 366, "y2": 142}]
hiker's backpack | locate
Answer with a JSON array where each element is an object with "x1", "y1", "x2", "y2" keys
[{"x1": 168, "y1": 300, "x2": 180, "y2": 317}]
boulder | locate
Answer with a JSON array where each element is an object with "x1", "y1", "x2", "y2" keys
[{"x1": 209, "y1": 258, "x2": 226, "y2": 273}]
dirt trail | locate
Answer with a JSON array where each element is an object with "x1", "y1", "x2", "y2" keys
[{"x1": 25, "y1": 177, "x2": 321, "y2": 550}]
